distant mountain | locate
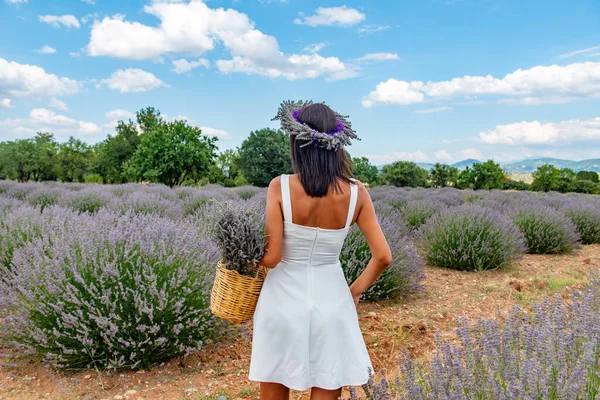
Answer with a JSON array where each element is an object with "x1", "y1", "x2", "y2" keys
[
  {"x1": 415, "y1": 159, "x2": 480, "y2": 171},
  {"x1": 502, "y1": 158, "x2": 600, "y2": 173},
  {"x1": 381, "y1": 158, "x2": 600, "y2": 173},
  {"x1": 452, "y1": 159, "x2": 481, "y2": 170}
]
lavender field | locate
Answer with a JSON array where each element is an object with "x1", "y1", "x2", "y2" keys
[{"x1": 1, "y1": 180, "x2": 600, "y2": 399}]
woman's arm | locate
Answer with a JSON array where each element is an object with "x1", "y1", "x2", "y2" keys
[
  {"x1": 259, "y1": 177, "x2": 284, "y2": 269},
  {"x1": 349, "y1": 183, "x2": 392, "y2": 304}
]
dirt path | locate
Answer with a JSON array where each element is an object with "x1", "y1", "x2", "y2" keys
[{"x1": 2, "y1": 245, "x2": 599, "y2": 400}]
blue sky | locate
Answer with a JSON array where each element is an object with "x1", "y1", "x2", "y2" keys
[{"x1": 1, "y1": 0, "x2": 600, "y2": 165}]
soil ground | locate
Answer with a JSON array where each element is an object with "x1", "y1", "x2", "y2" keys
[{"x1": 2, "y1": 245, "x2": 599, "y2": 400}]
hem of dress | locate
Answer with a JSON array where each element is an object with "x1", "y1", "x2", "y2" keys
[{"x1": 248, "y1": 375, "x2": 369, "y2": 391}]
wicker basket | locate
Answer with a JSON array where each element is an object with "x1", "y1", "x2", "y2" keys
[{"x1": 210, "y1": 260, "x2": 268, "y2": 324}]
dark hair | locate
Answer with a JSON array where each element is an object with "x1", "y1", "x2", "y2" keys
[{"x1": 290, "y1": 103, "x2": 354, "y2": 197}]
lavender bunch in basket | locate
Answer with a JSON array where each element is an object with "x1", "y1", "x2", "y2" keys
[{"x1": 211, "y1": 200, "x2": 266, "y2": 277}]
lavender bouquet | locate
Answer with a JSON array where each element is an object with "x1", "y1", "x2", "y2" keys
[{"x1": 211, "y1": 200, "x2": 266, "y2": 277}]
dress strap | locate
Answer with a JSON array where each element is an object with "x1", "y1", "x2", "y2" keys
[
  {"x1": 280, "y1": 174, "x2": 293, "y2": 223},
  {"x1": 344, "y1": 179, "x2": 358, "y2": 229}
]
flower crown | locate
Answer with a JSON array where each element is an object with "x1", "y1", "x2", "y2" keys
[{"x1": 272, "y1": 100, "x2": 360, "y2": 151}]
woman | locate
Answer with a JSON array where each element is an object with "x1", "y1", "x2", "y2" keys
[{"x1": 249, "y1": 101, "x2": 392, "y2": 400}]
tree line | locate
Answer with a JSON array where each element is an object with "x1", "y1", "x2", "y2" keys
[{"x1": 1, "y1": 106, "x2": 599, "y2": 194}]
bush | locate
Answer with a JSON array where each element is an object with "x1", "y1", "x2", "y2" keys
[
  {"x1": 355, "y1": 283, "x2": 600, "y2": 399},
  {"x1": 341, "y1": 204, "x2": 424, "y2": 301},
  {"x1": 26, "y1": 187, "x2": 63, "y2": 211},
  {"x1": 510, "y1": 202, "x2": 581, "y2": 254},
  {"x1": 400, "y1": 199, "x2": 445, "y2": 231},
  {"x1": 417, "y1": 204, "x2": 525, "y2": 271},
  {"x1": 211, "y1": 201, "x2": 265, "y2": 276},
  {"x1": 0, "y1": 210, "x2": 225, "y2": 370},
  {"x1": 563, "y1": 202, "x2": 600, "y2": 244},
  {"x1": 67, "y1": 189, "x2": 113, "y2": 213}
]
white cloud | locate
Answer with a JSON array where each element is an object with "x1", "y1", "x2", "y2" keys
[
  {"x1": 457, "y1": 148, "x2": 484, "y2": 160},
  {"x1": 5, "y1": 0, "x2": 28, "y2": 4},
  {"x1": 101, "y1": 69, "x2": 168, "y2": 93},
  {"x1": 303, "y1": 42, "x2": 329, "y2": 54},
  {"x1": 413, "y1": 106, "x2": 452, "y2": 114},
  {"x1": 105, "y1": 109, "x2": 135, "y2": 120},
  {"x1": 171, "y1": 58, "x2": 210, "y2": 74},
  {"x1": 434, "y1": 150, "x2": 454, "y2": 162},
  {"x1": 81, "y1": 0, "x2": 95, "y2": 4},
  {"x1": 362, "y1": 62, "x2": 600, "y2": 107},
  {"x1": 354, "y1": 52, "x2": 399, "y2": 63},
  {"x1": 480, "y1": 117, "x2": 600, "y2": 145},
  {"x1": 0, "y1": 108, "x2": 101, "y2": 137},
  {"x1": 48, "y1": 97, "x2": 69, "y2": 111},
  {"x1": 36, "y1": 45, "x2": 57, "y2": 54},
  {"x1": 69, "y1": 52, "x2": 81, "y2": 57},
  {"x1": 39, "y1": 15, "x2": 81, "y2": 28},
  {"x1": 104, "y1": 109, "x2": 136, "y2": 129},
  {"x1": 362, "y1": 79, "x2": 425, "y2": 107},
  {"x1": 358, "y1": 25, "x2": 389, "y2": 36},
  {"x1": 559, "y1": 45, "x2": 600, "y2": 59},
  {"x1": 365, "y1": 151, "x2": 429, "y2": 166},
  {"x1": 201, "y1": 126, "x2": 228, "y2": 138},
  {"x1": 87, "y1": 1, "x2": 350, "y2": 81},
  {"x1": 294, "y1": 6, "x2": 365, "y2": 27},
  {"x1": 0, "y1": 98, "x2": 14, "y2": 108},
  {"x1": 0, "y1": 58, "x2": 80, "y2": 100}
]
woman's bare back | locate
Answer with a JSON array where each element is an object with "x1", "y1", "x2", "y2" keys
[{"x1": 285, "y1": 174, "x2": 358, "y2": 230}]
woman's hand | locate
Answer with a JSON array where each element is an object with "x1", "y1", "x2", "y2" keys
[
  {"x1": 352, "y1": 293, "x2": 361, "y2": 307},
  {"x1": 350, "y1": 285, "x2": 362, "y2": 307}
]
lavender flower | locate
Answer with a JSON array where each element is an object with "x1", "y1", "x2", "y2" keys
[{"x1": 417, "y1": 204, "x2": 526, "y2": 271}]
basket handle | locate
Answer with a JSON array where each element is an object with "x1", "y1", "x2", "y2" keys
[{"x1": 254, "y1": 263, "x2": 268, "y2": 279}]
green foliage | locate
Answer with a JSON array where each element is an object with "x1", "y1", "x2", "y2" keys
[
  {"x1": 127, "y1": 121, "x2": 218, "y2": 187},
  {"x1": 457, "y1": 160, "x2": 505, "y2": 190},
  {"x1": 94, "y1": 120, "x2": 142, "y2": 184},
  {"x1": 236, "y1": 128, "x2": 292, "y2": 187},
  {"x1": 381, "y1": 161, "x2": 428, "y2": 188},
  {"x1": 57, "y1": 137, "x2": 94, "y2": 183},
  {"x1": 576, "y1": 170, "x2": 599, "y2": 183},
  {"x1": 0, "y1": 139, "x2": 37, "y2": 182},
  {"x1": 351, "y1": 156, "x2": 379, "y2": 185},
  {"x1": 556, "y1": 168, "x2": 577, "y2": 193},
  {"x1": 532, "y1": 164, "x2": 560, "y2": 192},
  {"x1": 503, "y1": 179, "x2": 531, "y2": 191},
  {"x1": 429, "y1": 163, "x2": 459, "y2": 188}
]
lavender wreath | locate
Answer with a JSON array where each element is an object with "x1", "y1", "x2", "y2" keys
[{"x1": 272, "y1": 100, "x2": 360, "y2": 151}]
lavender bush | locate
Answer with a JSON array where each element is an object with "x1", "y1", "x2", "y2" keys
[
  {"x1": 352, "y1": 271, "x2": 600, "y2": 400},
  {"x1": 417, "y1": 204, "x2": 526, "y2": 271},
  {"x1": 0, "y1": 210, "x2": 225, "y2": 370},
  {"x1": 211, "y1": 200, "x2": 266, "y2": 277},
  {"x1": 341, "y1": 203, "x2": 425, "y2": 301},
  {"x1": 400, "y1": 199, "x2": 445, "y2": 231},
  {"x1": 511, "y1": 202, "x2": 581, "y2": 254},
  {"x1": 563, "y1": 202, "x2": 600, "y2": 245}
]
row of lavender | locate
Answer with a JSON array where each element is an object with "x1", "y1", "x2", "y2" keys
[
  {"x1": 0, "y1": 181, "x2": 599, "y2": 376},
  {"x1": 355, "y1": 272, "x2": 600, "y2": 399}
]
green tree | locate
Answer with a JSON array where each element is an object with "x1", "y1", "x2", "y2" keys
[
  {"x1": 556, "y1": 168, "x2": 577, "y2": 193},
  {"x1": 0, "y1": 139, "x2": 37, "y2": 182},
  {"x1": 381, "y1": 161, "x2": 428, "y2": 188},
  {"x1": 576, "y1": 170, "x2": 599, "y2": 183},
  {"x1": 94, "y1": 120, "x2": 141, "y2": 183},
  {"x1": 237, "y1": 128, "x2": 293, "y2": 187},
  {"x1": 127, "y1": 120, "x2": 218, "y2": 187},
  {"x1": 429, "y1": 163, "x2": 459, "y2": 188},
  {"x1": 531, "y1": 164, "x2": 560, "y2": 192},
  {"x1": 30, "y1": 133, "x2": 59, "y2": 181},
  {"x1": 458, "y1": 160, "x2": 505, "y2": 190},
  {"x1": 351, "y1": 156, "x2": 379, "y2": 185},
  {"x1": 136, "y1": 107, "x2": 164, "y2": 135},
  {"x1": 57, "y1": 137, "x2": 93, "y2": 182}
]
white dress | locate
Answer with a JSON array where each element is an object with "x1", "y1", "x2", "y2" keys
[{"x1": 249, "y1": 174, "x2": 373, "y2": 390}]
